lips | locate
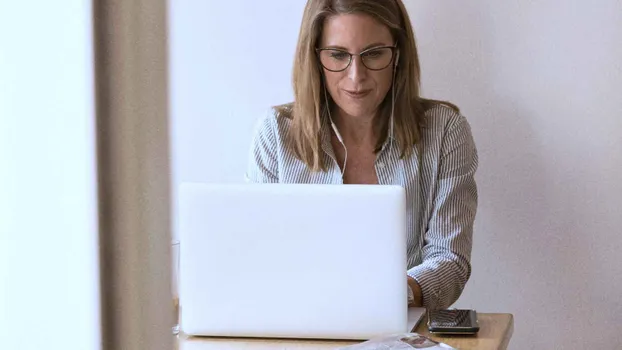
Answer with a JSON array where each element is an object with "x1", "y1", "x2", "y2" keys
[{"x1": 343, "y1": 89, "x2": 372, "y2": 98}]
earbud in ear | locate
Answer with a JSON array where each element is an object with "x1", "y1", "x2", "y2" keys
[{"x1": 395, "y1": 51, "x2": 400, "y2": 67}]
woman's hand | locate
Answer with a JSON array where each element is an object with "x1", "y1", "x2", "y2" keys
[{"x1": 407, "y1": 276, "x2": 424, "y2": 307}]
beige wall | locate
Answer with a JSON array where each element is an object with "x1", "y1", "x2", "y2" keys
[{"x1": 94, "y1": 0, "x2": 173, "y2": 349}]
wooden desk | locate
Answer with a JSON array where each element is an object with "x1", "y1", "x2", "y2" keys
[{"x1": 177, "y1": 313, "x2": 513, "y2": 350}]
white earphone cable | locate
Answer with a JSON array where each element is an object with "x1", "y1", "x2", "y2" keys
[
  {"x1": 390, "y1": 51, "x2": 399, "y2": 150},
  {"x1": 323, "y1": 83, "x2": 347, "y2": 177}
]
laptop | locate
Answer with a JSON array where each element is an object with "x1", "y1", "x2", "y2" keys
[{"x1": 177, "y1": 183, "x2": 425, "y2": 340}]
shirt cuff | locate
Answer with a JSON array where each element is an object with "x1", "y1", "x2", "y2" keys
[{"x1": 407, "y1": 265, "x2": 442, "y2": 310}]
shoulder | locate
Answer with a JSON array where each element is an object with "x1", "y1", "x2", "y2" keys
[
  {"x1": 422, "y1": 102, "x2": 470, "y2": 133},
  {"x1": 418, "y1": 102, "x2": 477, "y2": 157},
  {"x1": 250, "y1": 102, "x2": 294, "y2": 149},
  {"x1": 272, "y1": 102, "x2": 295, "y2": 135}
]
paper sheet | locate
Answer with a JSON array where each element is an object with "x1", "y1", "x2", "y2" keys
[
  {"x1": 334, "y1": 333, "x2": 456, "y2": 349},
  {"x1": 334, "y1": 308, "x2": 457, "y2": 350},
  {"x1": 407, "y1": 307, "x2": 426, "y2": 332}
]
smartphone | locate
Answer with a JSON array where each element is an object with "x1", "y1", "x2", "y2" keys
[{"x1": 427, "y1": 309, "x2": 480, "y2": 335}]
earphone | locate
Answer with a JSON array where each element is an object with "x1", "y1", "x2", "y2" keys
[
  {"x1": 330, "y1": 119, "x2": 344, "y2": 144},
  {"x1": 389, "y1": 49, "x2": 399, "y2": 149},
  {"x1": 323, "y1": 84, "x2": 348, "y2": 175}
]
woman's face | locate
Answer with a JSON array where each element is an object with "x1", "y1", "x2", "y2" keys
[{"x1": 319, "y1": 13, "x2": 396, "y2": 120}]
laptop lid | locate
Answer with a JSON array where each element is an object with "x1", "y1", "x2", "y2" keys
[{"x1": 178, "y1": 183, "x2": 411, "y2": 340}]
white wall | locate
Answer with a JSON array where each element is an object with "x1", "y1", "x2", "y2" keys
[
  {"x1": 0, "y1": 1, "x2": 101, "y2": 349},
  {"x1": 169, "y1": 1, "x2": 622, "y2": 348},
  {"x1": 169, "y1": 0, "x2": 305, "y2": 185},
  {"x1": 405, "y1": 1, "x2": 622, "y2": 349}
]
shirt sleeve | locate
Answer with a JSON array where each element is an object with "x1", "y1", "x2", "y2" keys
[
  {"x1": 407, "y1": 115, "x2": 478, "y2": 310},
  {"x1": 245, "y1": 109, "x2": 279, "y2": 183}
]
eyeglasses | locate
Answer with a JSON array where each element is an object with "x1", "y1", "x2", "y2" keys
[{"x1": 316, "y1": 45, "x2": 397, "y2": 72}]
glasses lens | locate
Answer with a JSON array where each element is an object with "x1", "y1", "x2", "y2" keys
[
  {"x1": 361, "y1": 47, "x2": 394, "y2": 70},
  {"x1": 319, "y1": 49, "x2": 351, "y2": 71}
]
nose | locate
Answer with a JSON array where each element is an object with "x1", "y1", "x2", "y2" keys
[{"x1": 347, "y1": 55, "x2": 367, "y2": 82}]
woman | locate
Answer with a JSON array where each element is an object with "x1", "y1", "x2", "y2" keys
[{"x1": 246, "y1": 0, "x2": 478, "y2": 311}]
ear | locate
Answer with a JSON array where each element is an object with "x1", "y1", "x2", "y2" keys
[{"x1": 394, "y1": 50, "x2": 400, "y2": 67}]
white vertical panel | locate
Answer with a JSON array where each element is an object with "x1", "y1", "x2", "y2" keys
[{"x1": 0, "y1": 1, "x2": 101, "y2": 349}]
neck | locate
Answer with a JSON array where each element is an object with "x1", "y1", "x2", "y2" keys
[{"x1": 332, "y1": 109, "x2": 377, "y2": 146}]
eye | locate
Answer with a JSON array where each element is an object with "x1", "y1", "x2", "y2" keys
[
  {"x1": 364, "y1": 50, "x2": 383, "y2": 58},
  {"x1": 328, "y1": 50, "x2": 350, "y2": 60},
  {"x1": 363, "y1": 48, "x2": 390, "y2": 59}
]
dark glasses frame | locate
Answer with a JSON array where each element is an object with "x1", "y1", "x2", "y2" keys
[{"x1": 315, "y1": 45, "x2": 398, "y2": 72}]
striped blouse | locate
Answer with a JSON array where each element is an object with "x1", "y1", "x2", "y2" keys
[{"x1": 245, "y1": 104, "x2": 478, "y2": 310}]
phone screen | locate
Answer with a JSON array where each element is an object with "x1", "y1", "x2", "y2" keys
[{"x1": 429, "y1": 309, "x2": 477, "y2": 329}]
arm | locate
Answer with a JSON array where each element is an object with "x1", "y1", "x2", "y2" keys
[
  {"x1": 407, "y1": 276, "x2": 424, "y2": 307},
  {"x1": 407, "y1": 115, "x2": 478, "y2": 310},
  {"x1": 245, "y1": 110, "x2": 279, "y2": 183}
]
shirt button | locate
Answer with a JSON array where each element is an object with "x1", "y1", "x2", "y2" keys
[{"x1": 377, "y1": 162, "x2": 385, "y2": 168}]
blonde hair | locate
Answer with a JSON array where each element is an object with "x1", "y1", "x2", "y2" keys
[{"x1": 278, "y1": 0, "x2": 458, "y2": 172}]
